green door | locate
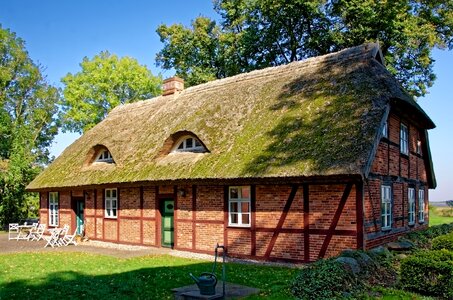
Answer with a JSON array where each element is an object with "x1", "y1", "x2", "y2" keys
[
  {"x1": 76, "y1": 200, "x2": 85, "y2": 235},
  {"x1": 161, "y1": 199, "x2": 174, "y2": 247}
]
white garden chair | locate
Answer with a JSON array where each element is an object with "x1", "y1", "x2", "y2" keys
[
  {"x1": 8, "y1": 223, "x2": 19, "y2": 240},
  {"x1": 43, "y1": 228, "x2": 62, "y2": 248},
  {"x1": 62, "y1": 228, "x2": 78, "y2": 246},
  {"x1": 56, "y1": 225, "x2": 70, "y2": 247},
  {"x1": 25, "y1": 223, "x2": 38, "y2": 240},
  {"x1": 29, "y1": 224, "x2": 46, "y2": 241}
]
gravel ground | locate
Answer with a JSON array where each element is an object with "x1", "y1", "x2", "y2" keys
[{"x1": 0, "y1": 232, "x2": 301, "y2": 268}]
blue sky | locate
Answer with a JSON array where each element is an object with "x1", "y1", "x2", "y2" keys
[{"x1": 1, "y1": 1, "x2": 452, "y2": 201}]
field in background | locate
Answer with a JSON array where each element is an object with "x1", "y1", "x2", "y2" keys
[{"x1": 429, "y1": 204, "x2": 453, "y2": 226}]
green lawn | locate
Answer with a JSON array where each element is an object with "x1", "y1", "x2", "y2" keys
[{"x1": 0, "y1": 252, "x2": 297, "y2": 299}]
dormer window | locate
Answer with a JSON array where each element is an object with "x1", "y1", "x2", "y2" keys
[
  {"x1": 173, "y1": 136, "x2": 206, "y2": 153},
  {"x1": 96, "y1": 150, "x2": 114, "y2": 163},
  {"x1": 159, "y1": 131, "x2": 209, "y2": 156}
]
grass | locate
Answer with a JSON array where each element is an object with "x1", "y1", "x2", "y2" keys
[
  {"x1": 360, "y1": 287, "x2": 434, "y2": 299},
  {"x1": 429, "y1": 205, "x2": 453, "y2": 226},
  {"x1": 0, "y1": 252, "x2": 298, "y2": 300}
]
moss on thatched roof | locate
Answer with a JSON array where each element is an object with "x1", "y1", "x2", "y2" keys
[{"x1": 27, "y1": 43, "x2": 434, "y2": 190}]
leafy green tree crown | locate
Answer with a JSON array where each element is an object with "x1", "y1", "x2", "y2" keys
[
  {"x1": 1, "y1": 25, "x2": 60, "y2": 226},
  {"x1": 156, "y1": 0, "x2": 453, "y2": 97},
  {"x1": 61, "y1": 51, "x2": 162, "y2": 133}
]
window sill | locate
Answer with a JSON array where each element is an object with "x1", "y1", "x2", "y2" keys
[
  {"x1": 381, "y1": 227, "x2": 392, "y2": 232},
  {"x1": 227, "y1": 225, "x2": 251, "y2": 229},
  {"x1": 104, "y1": 216, "x2": 118, "y2": 220}
]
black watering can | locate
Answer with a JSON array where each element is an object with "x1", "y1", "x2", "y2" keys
[{"x1": 189, "y1": 244, "x2": 226, "y2": 296}]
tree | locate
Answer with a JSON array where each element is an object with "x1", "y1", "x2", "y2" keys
[
  {"x1": 156, "y1": 0, "x2": 453, "y2": 97},
  {"x1": 0, "y1": 25, "x2": 60, "y2": 227},
  {"x1": 447, "y1": 200, "x2": 453, "y2": 214},
  {"x1": 61, "y1": 52, "x2": 162, "y2": 133},
  {"x1": 329, "y1": 0, "x2": 453, "y2": 97}
]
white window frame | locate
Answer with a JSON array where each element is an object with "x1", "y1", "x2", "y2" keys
[
  {"x1": 408, "y1": 188, "x2": 415, "y2": 225},
  {"x1": 96, "y1": 150, "x2": 114, "y2": 163},
  {"x1": 173, "y1": 136, "x2": 205, "y2": 153},
  {"x1": 49, "y1": 192, "x2": 59, "y2": 226},
  {"x1": 105, "y1": 188, "x2": 118, "y2": 218},
  {"x1": 381, "y1": 185, "x2": 392, "y2": 230},
  {"x1": 418, "y1": 189, "x2": 425, "y2": 223},
  {"x1": 382, "y1": 121, "x2": 388, "y2": 138},
  {"x1": 400, "y1": 124, "x2": 409, "y2": 155},
  {"x1": 228, "y1": 186, "x2": 251, "y2": 227}
]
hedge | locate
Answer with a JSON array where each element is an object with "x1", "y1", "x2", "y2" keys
[
  {"x1": 432, "y1": 233, "x2": 453, "y2": 251},
  {"x1": 291, "y1": 259, "x2": 358, "y2": 299},
  {"x1": 400, "y1": 249, "x2": 453, "y2": 298}
]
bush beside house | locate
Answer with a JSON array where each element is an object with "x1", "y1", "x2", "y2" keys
[
  {"x1": 292, "y1": 223, "x2": 453, "y2": 299},
  {"x1": 400, "y1": 250, "x2": 453, "y2": 298}
]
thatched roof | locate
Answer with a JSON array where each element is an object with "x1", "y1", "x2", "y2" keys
[{"x1": 27, "y1": 43, "x2": 435, "y2": 191}]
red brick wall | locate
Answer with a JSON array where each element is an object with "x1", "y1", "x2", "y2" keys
[
  {"x1": 366, "y1": 111, "x2": 430, "y2": 248},
  {"x1": 58, "y1": 191, "x2": 71, "y2": 229},
  {"x1": 40, "y1": 182, "x2": 360, "y2": 262},
  {"x1": 39, "y1": 192, "x2": 48, "y2": 226}
]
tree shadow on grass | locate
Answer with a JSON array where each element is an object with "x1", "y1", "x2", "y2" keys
[
  {"x1": 0, "y1": 259, "x2": 296, "y2": 299},
  {"x1": 1, "y1": 262, "x2": 208, "y2": 300}
]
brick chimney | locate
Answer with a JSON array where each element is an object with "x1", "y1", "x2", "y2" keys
[{"x1": 162, "y1": 76, "x2": 184, "y2": 96}]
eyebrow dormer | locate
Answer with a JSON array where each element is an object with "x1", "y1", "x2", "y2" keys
[
  {"x1": 85, "y1": 144, "x2": 116, "y2": 166},
  {"x1": 172, "y1": 136, "x2": 206, "y2": 153},
  {"x1": 158, "y1": 131, "x2": 209, "y2": 157},
  {"x1": 96, "y1": 149, "x2": 114, "y2": 163}
]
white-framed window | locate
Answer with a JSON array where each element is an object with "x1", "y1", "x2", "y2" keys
[
  {"x1": 228, "y1": 186, "x2": 251, "y2": 227},
  {"x1": 173, "y1": 136, "x2": 205, "y2": 153},
  {"x1": 382, "y1": 121, "x2": 388, "y2": 138},
  {"x1": 418, "y1": 188, "x2": 425, "y2": 223},
  {"x1": 49, "y1": 192, "x2": 59, "y2": 226},
  {"x1": 408, "y1": 188, "x2": 415, "y2": 225},
  {"x1": 400, "y1": 124, "x2": 409, "y2": 155},
  {"x1": 96, "y1": 150, "x2": 114, "y2": 163},
  {"x1": 105, "y1": 188, "x2": 118, "y2": 218},
  {"x1": 381, "y1": 185, "x2": 392, "y2": 230}
]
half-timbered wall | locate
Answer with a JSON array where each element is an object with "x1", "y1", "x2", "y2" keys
[
  {"x1": 366, "y1": 112, "x2": 429, "y2": 248},
  {"x1": 39, "y1": 181, "x2": 361, "y2": 262}
]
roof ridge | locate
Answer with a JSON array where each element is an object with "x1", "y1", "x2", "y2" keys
[
  {"x1": 184, "y1": 43, "x2": 376, "y2": 95},
  {"x1": 110, "y1": 43, "x2": 378, "y2": 116}
]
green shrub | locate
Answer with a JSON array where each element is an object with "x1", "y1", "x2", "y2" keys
[
  {"x1": 432, "y1": 233, "x2": 453, "y2": 251},
  {"x1": 291, "y1": 259, "x2": 358, "y2": 299},
  {"x1": 405, "y1": 223, "x2": 453, "y2": 248},
  {"x1": 400, "y1": 249, "x2": 453, "y2": 298}
]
